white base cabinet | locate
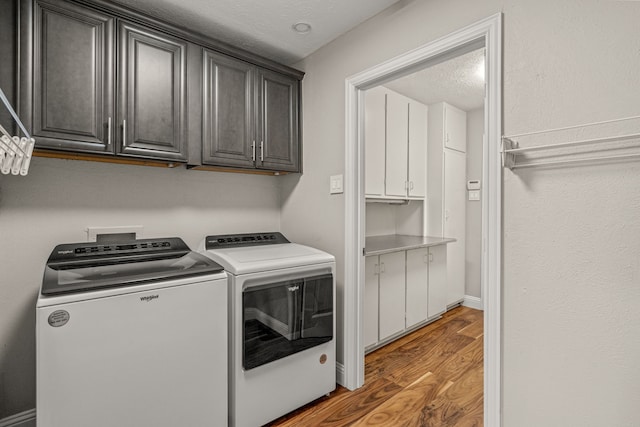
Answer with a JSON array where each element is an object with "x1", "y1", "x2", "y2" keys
[
  {"x1": 364, "y1": 257, "x2": 380, "y2": 348},
  {"x1": 405, "y1": 248, "x2": 429, "y2": 328},
  {"x1": 364, "y1": 245, "x2": 447, "y2": 350},
  {"x1": 378, "y1": 251, "x2": 406, "y2": 340},
  {"x1": 427, "y1": 245, "x2": 447, "y2": 318}
]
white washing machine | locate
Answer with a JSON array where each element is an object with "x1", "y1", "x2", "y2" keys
[
  {"x1": 36, "y1": 237, "x2": 228, "y2": 427},
  {"x1": 201, "y1": 232, "x2": 336, "y2": 427}
]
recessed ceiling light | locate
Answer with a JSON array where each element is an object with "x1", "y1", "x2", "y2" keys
[{"x1": 292, "y1": 22, "x2": 312, "y2": 34}]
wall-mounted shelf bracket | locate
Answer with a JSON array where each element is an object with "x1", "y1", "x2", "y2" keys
[{"x1": 501, "y1": 138, "x2": 517, "y2": 169}]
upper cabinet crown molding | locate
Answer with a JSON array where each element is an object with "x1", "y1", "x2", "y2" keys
[{"x1": 64, "y1": 0, "x2": 305, "y2": 79}]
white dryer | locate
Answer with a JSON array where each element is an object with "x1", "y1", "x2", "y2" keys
[
  {"x1": 201, "y1": 232, "x2": 336, "y2": 427},
  {"x1": 36, "y1": 237, "x2": 228, "y2": 427}
]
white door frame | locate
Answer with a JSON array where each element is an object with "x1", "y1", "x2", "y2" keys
[{"x1": 343, "y1": 13, "x2": 502, "y2": 426}]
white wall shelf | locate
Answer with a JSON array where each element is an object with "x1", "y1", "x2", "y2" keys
[{"x1": 502, "y1": 115, "x2": 640, "y2": 170}]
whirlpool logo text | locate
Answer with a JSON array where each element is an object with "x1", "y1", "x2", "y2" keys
[{"x1": 140, "y1": 295, "x2": 159, "y2": 302}]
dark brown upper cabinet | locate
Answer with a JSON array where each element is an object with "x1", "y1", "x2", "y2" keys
[
  {"x1": 25, "y1": 0, "x2": 302, "y2": 171},
  {"x1": 32, "y1": 0, "x2": 187, "y2": 162},
  {"x1": 202, "y1": 50, "x2": 255, "y2": 169},
  {"x1": 201, "y1": 49, "x2": 300, "y2": 173},
  {"x1": 117, "y1": 21, "x2": 187, "y2": 161},
  {"x1": 257, "y1": 68, "x2": 300, "y2": 172},
  {"x1": 33, "y1": 0, "x2": 114, "y2": 153}
]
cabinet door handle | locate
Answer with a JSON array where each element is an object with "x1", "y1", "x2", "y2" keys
[
  {"x1": 429, "y1": 253, "x2": 434, "y2": 262},
  {"x1": 423, "y1": 254, "x2": 429, "y2": 264},
  {"x1": 260, "y1": 141, "x2": 264, "y2": 162},
  {"x1": 374, "y1": 263, "x2": 379, "y2": 275},
  {"x1": 122, "y1": 119, "x2": 127, "y2": 147},
  {"x1": 410, "y1": 181, "x2": 414, "y2": 190},
  {"x1": 252, "y1": 141, "x2": 256, "y2": 162},
  {"x1": 107, "y1": 117, "x2": 112, "y2": 146},
  {"x1": 380, "y1": 262, "x2": 385, "y2": 273}
]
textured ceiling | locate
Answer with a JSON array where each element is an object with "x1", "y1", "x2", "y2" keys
[
  {"x1": 113, "y1": 0, "x2": 402, "y2": 65},
  {"x1": 385, "y1": 48, "x2": 486, "y2": 112}
]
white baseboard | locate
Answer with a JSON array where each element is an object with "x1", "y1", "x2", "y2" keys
[
  {"x1": 0, "y1": 409, "x2": 36, "y2": 427},
  {"x1": 336, "y1": 361, "x2": 345, "y2": 387},
  {"x1": 462, "y1": 295, "x2": 483, "y2": 310}
]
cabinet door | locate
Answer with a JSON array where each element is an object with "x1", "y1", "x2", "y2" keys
[
  {"x1": 364, "y1": 87, "x2": 386, "y2": 196},
  {"x1": 378, "y1": 251, "x2": 406, "y2": 341},
  {"x1": 428, "y1": 245, "x2": 447, "y2": 318},
  {"x1": 364, "y1": 256, "x2": 380, "y2": 348},
  {"x1": 405, "y1": 248, "x2": 428, "y2": 328},
  {"x1": 444, "y1": 103, "x2": 467, "y2": 153},
  {"x1": 444, "y1": 149, "x2": 467, "y2": 306},
  {"x1": 118, "y1": 21, "x2": 187, "y2": 161},
  {"x1": 202, "y1": 50, "x2": 255, "y2": 168},
  {"x1": 33, "y1": 0, "x2": 114, "y2": 153},
  {"x1": 408, "y1": 100, "x2": 427, "y2": 198},
  {"x1": 256, "y1": 69, "x2": 300, "y2": 172},
  {"x1": 385, "y1": 91, "x2": 408, "y2": 197}
]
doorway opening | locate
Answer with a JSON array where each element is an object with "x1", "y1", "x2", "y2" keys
[{"x1": 343, "y1": 14, "x2": 502, "y2": 426}]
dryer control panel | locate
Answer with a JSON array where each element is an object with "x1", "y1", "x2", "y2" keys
[{"x1": 205, "y1": 232, "x2": 290, "y2": 249}]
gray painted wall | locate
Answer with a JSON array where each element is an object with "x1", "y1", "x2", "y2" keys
[
  {"x1": 0, "y1": 158, "x2": 281, "y2": 418},
  {"x1": 3, "y1": 0, "x2": 640, "y2": 423},
  {"x1": 280, "y1": 0, "x2": 640, "y2": 425}
]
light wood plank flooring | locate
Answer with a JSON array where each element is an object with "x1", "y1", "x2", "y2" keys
[{"x1": 267, "y1": 306, "x2": 483, "y2": 427}]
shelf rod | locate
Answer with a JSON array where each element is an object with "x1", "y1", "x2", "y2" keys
[
  {"x1": 503, "y1": 114, "x2": 640, "y2": 139},
  {"x1": 511, "y1": 152, "x2": 640, "y2": 170},
  {"x1": 503, "y1": 132, "x2": 640, "y2": 155}
]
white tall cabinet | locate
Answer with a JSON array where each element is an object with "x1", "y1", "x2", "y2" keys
[{"x1": 427, "y1": 102, "x2": 467, "y2": 307}]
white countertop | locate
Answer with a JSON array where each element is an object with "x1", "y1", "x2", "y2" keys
[{"x1": 364, "y1": 234, "x2": 456, "y2": 256}]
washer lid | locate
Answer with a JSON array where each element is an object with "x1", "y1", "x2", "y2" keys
[
  {"x1": 42, "y1": 237, "x2": 224, "y2": 296},
  {"x1": 204, "y1": 243, "x2": 334, "y2": 275}
]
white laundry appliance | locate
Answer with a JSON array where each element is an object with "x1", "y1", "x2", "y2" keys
[
  {"x1": 36, "y1": 237, "x2": 228, "y2": 427},
  {"x1": 201, "y1": 232, "x2": 336, "y2": 427}
]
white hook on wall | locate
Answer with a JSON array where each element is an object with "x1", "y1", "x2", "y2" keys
[{"x1": 0, "y1": 86, "x2": 35, "y2": 175}]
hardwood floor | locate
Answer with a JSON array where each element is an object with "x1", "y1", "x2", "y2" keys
[{"x1": 267, "y1": 306, "x2": 483, "y2": 427}]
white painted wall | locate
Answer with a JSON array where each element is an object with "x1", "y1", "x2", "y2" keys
[
  {"x1": 466, "y1": 107, "x2": 483, "y2": 299},
  {"x1": 365, "y1": 202, "x2": 424, "y2": 237},
  {"x1": 280, "y1": 0, "x2": 640, "y2": 425},
  {"x1": 0, "y1": 157, "x2": 281, "y2": 418}
]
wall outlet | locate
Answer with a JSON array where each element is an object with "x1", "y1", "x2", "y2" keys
[{"x1": 86, "y1": 225, "x2": 144, "y2": 242}]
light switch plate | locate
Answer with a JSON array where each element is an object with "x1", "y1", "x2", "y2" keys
[
  {"x1": 330, "y1": 174, "x2": 344, "y2": 194},
  {"x1": 468, "y1": 190, "x2": 480, "y2": 201}
]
